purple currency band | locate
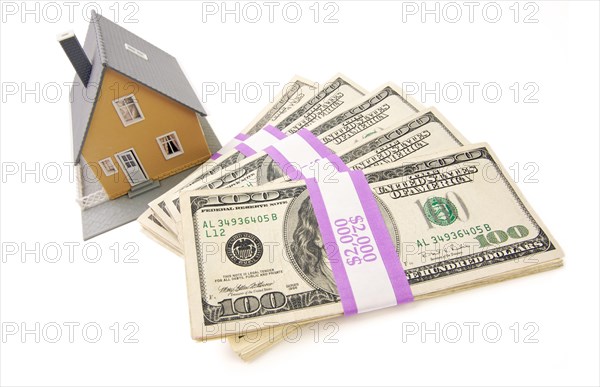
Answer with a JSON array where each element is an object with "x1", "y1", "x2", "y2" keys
[
  {"x1": 262, "y1": 125, "x2": 287, "y2": 140},
  {"x1": 296, "y1": 129, "x2": 331, "y2": 158},
  {"x1": 348, "y1": 171, "x2": 413, "y2": 305},
  {"x1": 234, "y1": 125, "x2": 286, "y2": 157},
  {"x1": 235, "y1": 132, "x2": 250, "y2": 141},
  {"x1": 210, "y1": 132, "x2": 250, "y2": 160},
  {"x1": 235, "y1": 143, "x2": 257, "y2": 157},
  {"x1": 305, "y1": 170, "x2": 413, "y2": 316},
  {"x1": 264, "y1": 129, "x2": 350, "y2": 181},
  {"x1": 323, "y1": 153, "x2": 351, "y2": 173}
]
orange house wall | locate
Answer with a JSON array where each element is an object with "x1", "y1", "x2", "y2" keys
[{"x1": 81, "y1": 69, "x2": 211, "y2": 199}]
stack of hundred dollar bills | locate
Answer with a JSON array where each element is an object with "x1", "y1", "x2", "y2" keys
[{"x1": 138, "y1": 74, "x2": 564, "y2": 360}]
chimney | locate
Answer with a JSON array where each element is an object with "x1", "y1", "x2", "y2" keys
[{"x1": 57, "y1": 31, "x2": 92, "y2": 87}]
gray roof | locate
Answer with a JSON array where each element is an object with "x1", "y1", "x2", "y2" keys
[{"x1": 70, "y1": 11, "x2": 207, "y2": 162}]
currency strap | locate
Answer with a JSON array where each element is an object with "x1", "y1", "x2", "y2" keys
[
  {"x1": 264, "y1": 128, "x2": 348, "y2": 180},
  {"x1": 262, "y1": 128, "x2": 413, "y2": 314},
  {"x1": 211, "y1": 125, "x2": 287, "y2": 160},
  {"x1": 210, "y1": 132, "x2": 250, "y2": 160},
  {"x1": 306, "y1": 170, "x2": 414, "y2": 315},
  {"x1": 234, "y1": 125, "x2": 287, "y2": 157}
]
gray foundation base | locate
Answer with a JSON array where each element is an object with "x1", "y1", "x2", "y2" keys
[{"x1": 81, "y1": 167, "x2": 196, "y2": 240}]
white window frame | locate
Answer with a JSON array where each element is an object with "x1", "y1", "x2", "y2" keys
[
  {"x1": 124, "y1": 43, "x2": 148, "y2": 60},
  {"x1": 156, "y1": 131, "x2": 184, "y2": 160},
  {"x1": 98, "y1": 157, "x2": 117, "y2": 176},
  {"x1": 112, "y1": 94, "x2": 145, "y2": 127}
]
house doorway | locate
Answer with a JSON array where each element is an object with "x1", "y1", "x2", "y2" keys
[{"x1": 115, "y1": 149, "x2": 148, "y2": 186}]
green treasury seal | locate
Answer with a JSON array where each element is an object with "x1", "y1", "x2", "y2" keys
[{"x1": 423, "y1": 197, "x2": 458, "y2": 226}]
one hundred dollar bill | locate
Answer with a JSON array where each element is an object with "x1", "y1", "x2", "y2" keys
[
  {"x1": 167, "y1": 83, "x2": 424, "y2": 242},
  {"x1": 225, "y1": 108, "x2": 472, "y2": 355},
  {"x1": 173, "y1": 83, "x2": 425, "y2": 213},
  {"x1": 241, "y1": 76, "x2": 319, "y2": 136},
  {"x1": 179, "y1": 143, "x2": 563, "y2": 340},
  {"x1": 339, "y1": 108, "x2": 468, "y2": 170},
  {"x1": 275, "y1": 73, "x2": 368, "y2": 134}
]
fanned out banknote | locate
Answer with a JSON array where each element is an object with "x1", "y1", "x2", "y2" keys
[
  {"x1": 165, "y1": 82, "x2": 424, "y2": 242},
  {"x1": 179, "y1": 143, "x2": 563, "y2": 340},
  {"x1": 225, "y1": 107, "x2": 474, "y2": 358}
]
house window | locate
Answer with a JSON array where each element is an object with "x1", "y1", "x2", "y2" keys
[
  {"x1": 124, "y1": 43, "x2": 148, "y2": 60},
  {"x1": 156, "y1": 132, "x2": 184, "y2": 160},
  {"x1": 112, "y1": 94, "x2": 144, "y2": 126},
  {"x1": 99, "y1": 157, "x2": 117, "y2": 176}
]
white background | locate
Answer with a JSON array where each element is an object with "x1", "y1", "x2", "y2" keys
[{"x1": 1, "y1": 1, "x2": 599, "y2": 386}]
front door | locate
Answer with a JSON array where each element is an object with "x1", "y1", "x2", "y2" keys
[{"x1": 116, "y1": 149, "x2": 148, "y2": 186}]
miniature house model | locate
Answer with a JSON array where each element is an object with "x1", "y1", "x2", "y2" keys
[{"x1": 59, "y1": 11, "x2": 220, "y2": 239}]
